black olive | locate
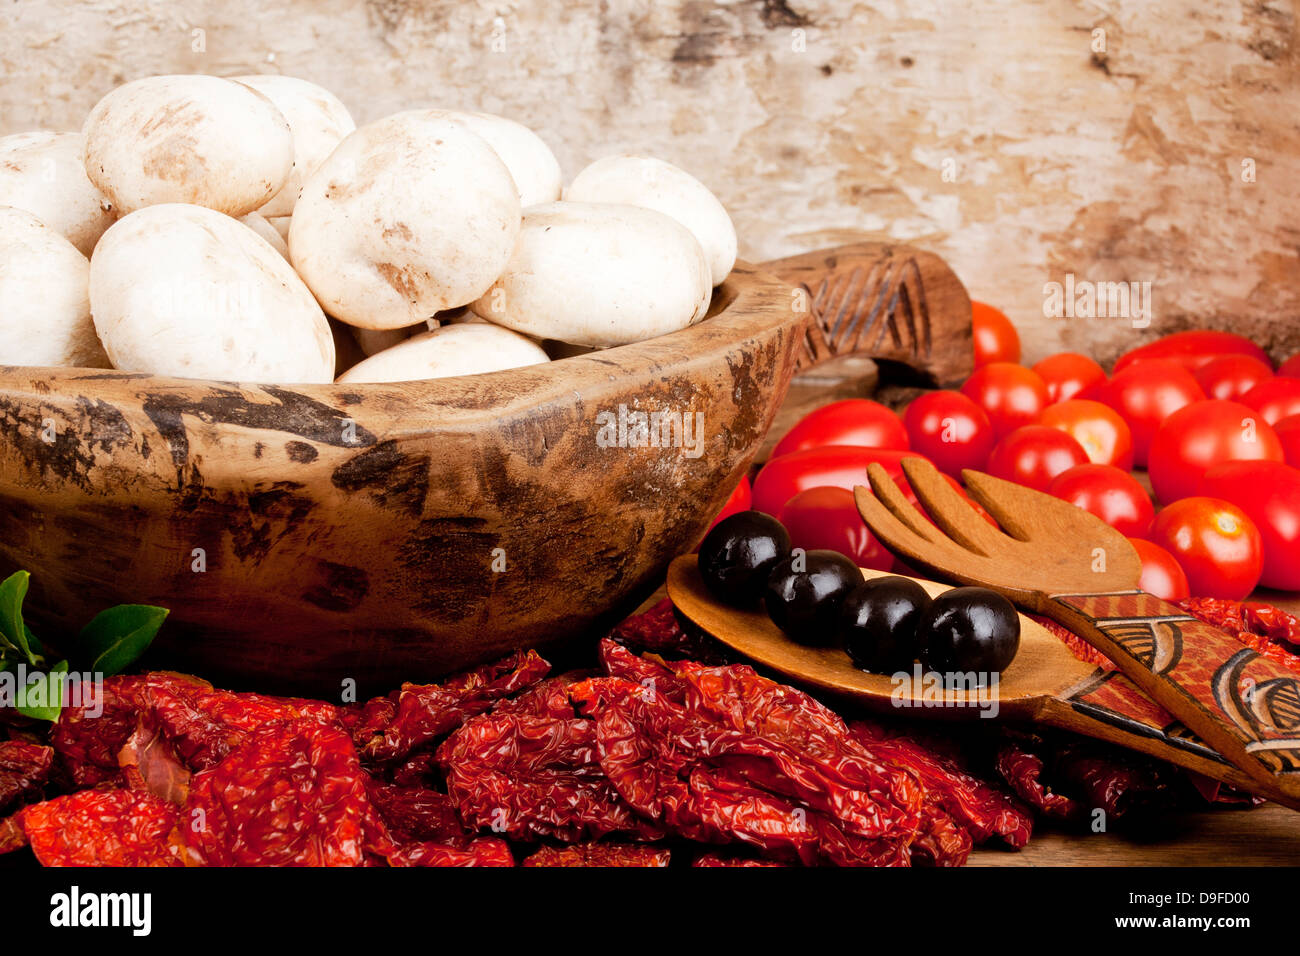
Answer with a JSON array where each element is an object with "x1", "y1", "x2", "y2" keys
[
  {"x1": 698, "y1": 511, "x2": 792, "y2": 606},
  {"x1": 839, "y1": 576, "x2": 932, "y2": 673},
  {"x1": 763, "y1": 549, "x2": 862, "y2": 646},
  {"x1": 919, "y1": 587, "x2": 1020, "y2": 681}
]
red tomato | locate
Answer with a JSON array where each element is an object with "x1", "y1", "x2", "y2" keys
[
  {"x1": 707, "y1": 475, "x2": 752, "y2": 532},
  {"x1": 1147, "y1": 399, "x2": 1284, "y2": 504},
  {"x1": 1193, "y1": 354, "x2": 1274, "y2": 401},
  {"x1": 752, "y1": 446, "x2": 926, "y2": 516},
  {"x1": 972, "y1": 301, "x2": 1020, "y2": 366},
  {"x1": 1032, "y1": 352, "x2": 1107, "y2": 404},
  {"x1": 1149, "y1": 497, "x2": 1263, "y2": 599},
  {"x1": 1048, "y1": 463, "x2": 1154, "y2": 538},
  {"x1": 1038, "y1": 399, "x2": 1134, "y2": 470},
  {"x1": 771, "y1": 399, "x2": 908, "y2": 458},
  {"x1": 779, "y1": 486, "x2": 894, "y2": 572},
  {"x1": 901, "y1": 390, "x2": 995, "y2": 478},
  {"x1": 1096, "y1": 359, "x2": 1205, "y2": 467},
  {"x1": 1276, "y1": 414, "x2": 1300, "y2": 468},
  {"x1": 959, "y1": 363, "x2": 1049, "y2": 439},
  {"x1": 986, "y1": 426, "x2": 1089, "y2": 493},
  {"x1": 1127, "y1": 537, "x2": 1190, "y2": 601},
  {"x1": 1113, "y1": 331, "x2": 1271, "y2": 375},
  {"x1": 1199, "y1": 461, "x2": 1300, "y2": 591},
  {"x1": 1241, "y1": 378, "x2": 1300, "y2": 426},
  {"x1": 1279, "y1": 354, "x2": 1300, "y2": 379}
]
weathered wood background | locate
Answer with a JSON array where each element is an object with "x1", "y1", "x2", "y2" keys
[{"x1": 2, "y1": 0, "x2": 1297, "y2": 363}]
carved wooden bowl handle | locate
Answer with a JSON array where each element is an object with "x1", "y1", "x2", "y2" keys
[{"x1": 761, "y1": 242, "x2": 975, "y2": 387}]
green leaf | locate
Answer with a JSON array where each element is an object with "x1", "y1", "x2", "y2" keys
[
  {"x1": 77, "y1": 604, "x2": 169, "y2": 677},
  {"x1": 0, "y1": 571, "x2": 37, "y2": 665},
  {"x1": 16, "y1": 659, "x2": 68, "y2": 721}
]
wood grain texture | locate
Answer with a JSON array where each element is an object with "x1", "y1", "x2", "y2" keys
[
  {"x1": 971, "y1": 803, "x2": 1300, "y2": 867},
  {"x1": 0, "y1": 264, "x2": 801, "y2": 692}
]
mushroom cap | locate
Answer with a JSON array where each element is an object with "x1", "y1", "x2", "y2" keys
[
  {"x1": 83, "y1": 74, "x2": 294, "y2": 216},
  {"x1": 337, "y1": 322, "x2": 549, "y2": 383},
  {"x1": 89, "y1": 203, "x2": 334, "y2": 383},
  {"x1": 289, "y1": 112, "x2": 521, "y2": 330}
]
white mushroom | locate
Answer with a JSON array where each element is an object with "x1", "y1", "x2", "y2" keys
[
  {"x1": 351, "y1": 322, "x2": 425, "y2": 356},
  {"x1": 289, "y1": 112, "x2": 521, "y2": 330},
  {"x1": 239, "y1": 212, "x2": 289, "y2": 259},
  {"x1": 419, "y1": 110, "x2": 561, "y2": 207},
  {"x1": 82, "y1": 74, "x2": 294, "y2": 216},
  {"x1": 565, "y1": 155, "x2": 737, "y2": 286},
  {"x1": 336, "y1": 323, "x2": 549, "y2": 383},
  {"x1": 89, "y1": 203, "x2": 334, "y2": 383},
  {"x1": 0, "y1": 206, "x2": 109, "y2": 368},
  {"x1": 0, "y1": 132, "x2": 115, "y2": 257},
  {"x1": 233, "y1": 75, "x2": 356, "y2": 218},
  {"x1": 471, "y1": 201, "x2": 711, "y2": 347}
]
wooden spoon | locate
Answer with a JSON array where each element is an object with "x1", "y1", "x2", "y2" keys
[
  {"x1": 852, "y1": 456, "x2": 1300, "y2": 809},
  {"x1": 666, "y1": 555, "x2": 1269, "y2": 800}
]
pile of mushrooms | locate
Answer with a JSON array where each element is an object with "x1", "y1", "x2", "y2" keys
[{"x1": 0, "y1": 74, "x2": 737, "y2": 385}]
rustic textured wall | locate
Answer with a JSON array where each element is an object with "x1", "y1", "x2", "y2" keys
[{"x1": 2, "y1": 0, "x2": 1298, "y2": 363}]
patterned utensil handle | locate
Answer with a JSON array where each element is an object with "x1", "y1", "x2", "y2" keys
[
  {"x1": 1046, "y1": 589, "x2": 1300, "y2": 807},
  {"x1": 760, "y1": 242, "x2": 975, "y2": 387}
]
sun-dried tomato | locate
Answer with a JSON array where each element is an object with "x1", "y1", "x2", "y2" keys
[
  {"x1": 172, "y1": 718, "x2": 369, "y2": 867},
  {"x1": 692, "y1": 852, "x2": 787, "y2": 867},
  {"x1": 611, "y1": 597, "x2": 731, "y2": 664},
  {"x1": 571, "y1": 667, "x2": 924, "y2": 866},
  {"x1": 355, "y1": 650, "x2": 550, "y2": 764},
  {"x1": 439, "y1": 709, "x2": 664, "y2": 843},
  {"x1": 366, "y1": 782, "x2": 470, "y2": 845},
  {"x1": 15, "y1": 789, "x2": 179, "y2": 866},
  {"x1": 386, "y1": 837, "x2": 514, "y2": 867},
  {"x1": 523, "y1": 843, "x2": 671, "y2": 867},
  {"x1": 1178, "y1": 598, "x2": 1300, "y2": 671},
  {"x1": 141, "y1": 676, "x2": 340, "y2": 772},
  {"x1": 489, "y1": 675, "x2": 583, "y2": 720},
  {"x1": 50, "y1": 673, "x2": 155, "y2": 787},
  {"x1": 0, "y1": 740, "x2": 54, "y2": 816},
  {"x1": 850, "y1": 722, "x2": 1032, "y2": 858}
]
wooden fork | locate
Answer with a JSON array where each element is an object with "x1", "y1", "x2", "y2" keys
[{"x1": 854, "y1": 456, "x2": 1300, "y2": 809}]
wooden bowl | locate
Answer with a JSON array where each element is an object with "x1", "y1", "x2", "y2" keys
[{"x1": 0, "y1": 242, "x2": 971, "y2": 692}]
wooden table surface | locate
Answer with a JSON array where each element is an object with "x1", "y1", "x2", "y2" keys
[{"x1": 729, "y1": 364, "x2": 1300, "y2": 867}]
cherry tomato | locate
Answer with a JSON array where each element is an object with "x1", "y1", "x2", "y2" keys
[
  {"x1": 986, "y1": 425, "x2": 1089, "y2": 493},
  {"x1": 1193, "y1": 354, "x2": 1274, "y2": 401},
  {"x1": 772, "y1": 399, "x2": 908, "y2": 458},
  {"x1": 1048, "y1": 463, "x2": 1154, "y2": 538},
  {"x1": 1096, "y1": 359, "x2": 1205, "y2": 467},
  {"x1": 959, "y1": 362, "x2": 1049, "y2": 440},
  {"x1": 1240, "y1": 378, "x2": 1300, "y2": 426},
  {"x1": 1149, "y1": 497, "x2": 1263, "y2": 599},
  {"x1": 972, "y1": 301, "x2": 1020, "y2": 366},
  {"x1": 1113, "y1": 330, "x2": 1271, "y2": 375},
  {"x1": 1032, "y1": 352, "x2": 1107, "y2": 404},
  {"x1": 707, "y1": 475, "x2": 753, "y2": 532},
  {"x1": 779, "y1": 486, "x2": 894, "y2": 572},
  {"x1": 1127, "y1": 537, "x2": 1190, "y2": 601},
  {"x1": 1199, "y1": 461, "x2": 1300, "y2": 591},
  {"x1": 901, "y1": 390, "x2": 995, "y2": 478},
  {"x1": 1038, "y1": 399, "x2": 1134, "y2": 470},
  {"x1": 1147, "y1": 399, "x2": 1284, "y2": 504},
  {"x1": 1279, "y1": 354, "x2": 1300, "y2": 379},
  {"x1": 752, "y1": 446, "x2": 926, "y2": 516},
  {"x1": 1276, "y1": 414, "x2": 1300, "y2": 468}
]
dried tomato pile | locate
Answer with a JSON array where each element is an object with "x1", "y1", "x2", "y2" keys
[{"x1": 0, "y1": 597, "x2": 1277, "y2": 867}]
